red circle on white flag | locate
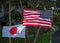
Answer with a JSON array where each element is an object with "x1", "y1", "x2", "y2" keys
[{"x1": 9, "y1": 27, "x2": 18, "y2": 35}]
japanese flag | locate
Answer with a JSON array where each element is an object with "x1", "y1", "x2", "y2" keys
[{"x1": 2, "y1": 24, "x2": 26, "y2": 38}]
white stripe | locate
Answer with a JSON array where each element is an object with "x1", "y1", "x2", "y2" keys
[
  {"x1": 24, "y1": 11, "x2": 36, "y2": 13},
  {"x1": 24, "y1": 10, "x2": 39, "y2": 13},
  {"x1": 24, "y1": 13, "x2": 40, "y2": 15},
  {"x1": 26, "y1": 12, "x2": 40, "y2": 14},
  {"x1": 24, "y1": 14, "x2": 40, "y2": 16},
  {"x1": 40, "y1": 18, "x2": 51, "y2": 21}
]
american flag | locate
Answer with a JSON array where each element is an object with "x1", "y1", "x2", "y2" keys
[{"x1": 23, "y1": 9, "x2": 52, "y2": 28}]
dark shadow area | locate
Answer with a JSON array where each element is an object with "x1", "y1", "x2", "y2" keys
[{"x1": 52, "y1": 26, "x2": 60, "y2": 43}]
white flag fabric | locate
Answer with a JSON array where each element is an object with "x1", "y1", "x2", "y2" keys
[{"x1": 2, "y1": 24, "x2": 25, "y2": 38}]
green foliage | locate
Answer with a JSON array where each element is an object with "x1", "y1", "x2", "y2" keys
[{"x1": 37, "y1": 32, "x2": 50, "y2": 43}]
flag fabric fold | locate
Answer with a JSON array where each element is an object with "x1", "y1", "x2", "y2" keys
[{"x1": 23, "y1": 8, "x2": 52, "y2": 28}]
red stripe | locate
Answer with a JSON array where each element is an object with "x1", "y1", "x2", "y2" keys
[
  {"x1": 39, "y1": 25, "x2": 51, "y2": 28},
  {"x1": 25, "y1": 15, "x2": 40, "y2": 17},
  {"x1": 40, "y1": 20, "x2": 51, "y2": 22},
  {"x1": 23, "y1": 23, "x2": 39, "y2": 26},
  {"x1": 24, "y1": 14, "x2": 40, "y2": 16}
]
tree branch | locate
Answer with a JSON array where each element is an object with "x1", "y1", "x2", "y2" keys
[{"x1": 33, "y1": 27, "x2": 41, "y2": 43}]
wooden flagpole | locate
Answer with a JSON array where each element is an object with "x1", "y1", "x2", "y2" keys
[
  {"x1": 9, "y1": 0, "x2": 11, "y2": 43},
  {"x1": 50, "y1": 8, "x2": 53, "y2": 43}
]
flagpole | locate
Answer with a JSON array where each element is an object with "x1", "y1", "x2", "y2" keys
[
  {"x1": 9, "y1": 0, "x2": 11, "y2": 43},
  {"x1": 50, "y1": 15, "x2": 53, "y2": 43},
  {"x1": 50, "y1": 7, "x2": 54, "y2": 43}
]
